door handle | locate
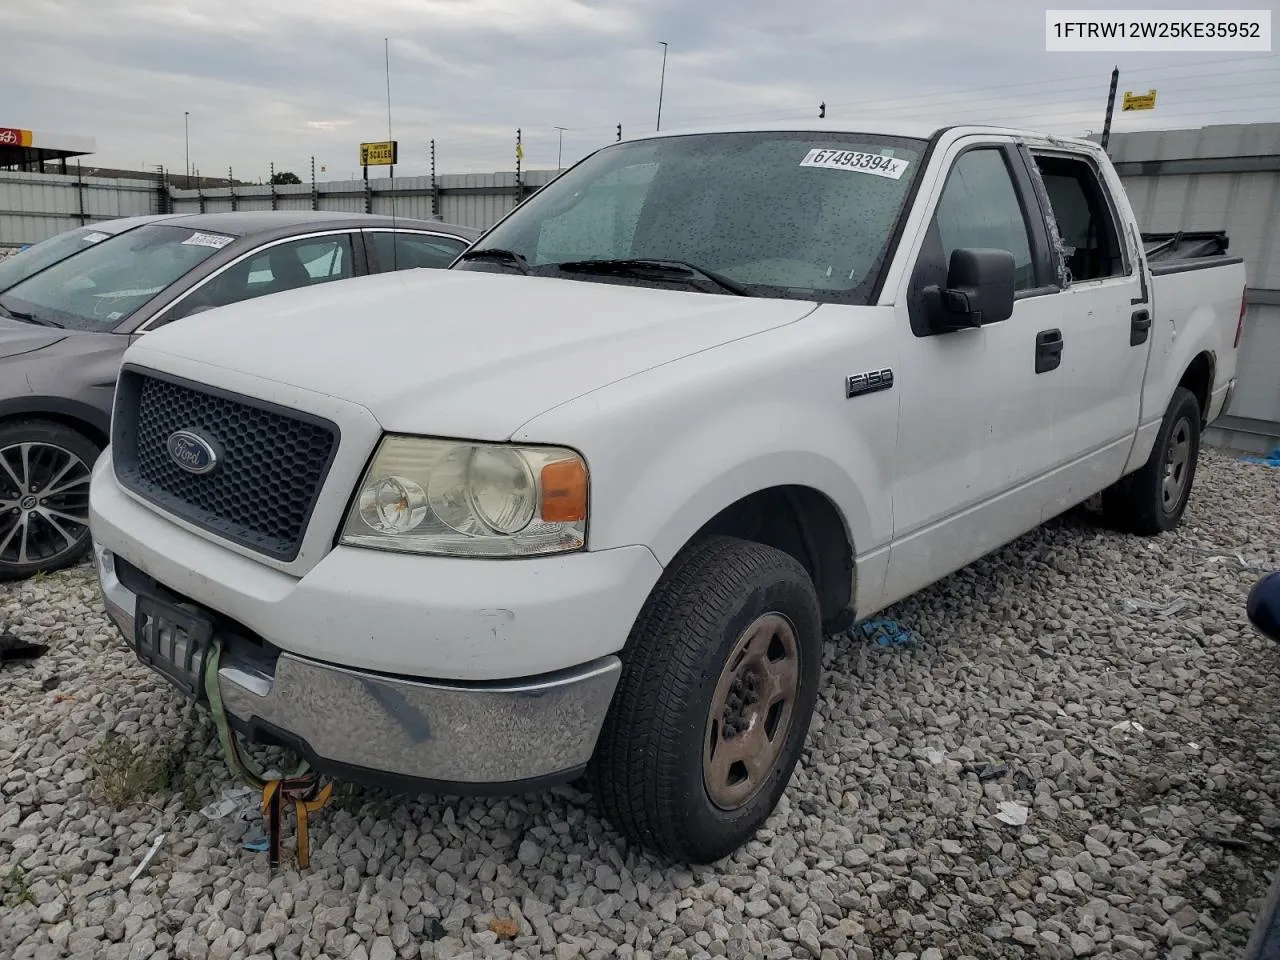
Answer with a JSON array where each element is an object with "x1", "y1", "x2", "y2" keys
[
  {"x1": 1130, "y1": 309, "x2": 1152, "y2": 346},
  {"x1": 1035, "y1": 328, "x2": 1063, "y2": 374}
]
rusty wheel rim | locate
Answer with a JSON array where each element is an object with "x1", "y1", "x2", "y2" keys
[{"x1": 703, "y1": 612, "x2": 800, "y2": 811}]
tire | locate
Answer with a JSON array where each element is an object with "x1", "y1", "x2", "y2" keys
[
  {"x1": 591, "y1": 535, "x2": 822, "y2": 863},
  {"x1": 1101, "y1": 386, "x2": 1201, "y2": 536},
  {"x1": 0, "y1": 420, "x2": 100, "y2": 581}
]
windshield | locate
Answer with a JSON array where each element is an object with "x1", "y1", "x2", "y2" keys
[
  {"x1": 0, "y1": 226, "x2": 121, "y2": 293},
  {"x1": 455, "y1": 130, "x2": 927, "y2": 303},
  {"x1": 0, "y1": 224, "x2": 236, "y2": 331}
]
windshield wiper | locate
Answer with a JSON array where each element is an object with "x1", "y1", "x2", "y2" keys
[
  {"x1": 0, "y1": 300, "x2": 62, "y2": 328},
  {"x1": 454, "y1": 248, "x2": 531, "y2": 275},
  {"x1": 553, "y1": 258, "x2": 756, "y2": 297}
]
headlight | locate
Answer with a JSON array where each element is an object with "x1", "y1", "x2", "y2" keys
[{"x1": 340, "y1": 436, "x2": 587, "y2": 557}]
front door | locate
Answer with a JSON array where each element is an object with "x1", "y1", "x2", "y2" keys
[{"x1": 883, "y1": 138, "x2": 1066, "y2": 606}]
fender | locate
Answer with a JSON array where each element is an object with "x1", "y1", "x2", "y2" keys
[
  {"x1": 0, "y1": 394, "x2": 110, "y2": 443},
  {"x1": 514, "y1": 337, "x2": 900, "y2": 614}
]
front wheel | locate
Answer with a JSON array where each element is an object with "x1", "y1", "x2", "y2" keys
[
  {"x1": 1102, "y1": 386, "x2": 1201, "y2": 535},
  {"x1": 591, "y1": 536, "x2": 822, "y2": 863},
  {"x1": 0, "y1": 420, "x2": 100, "y2": 581}
]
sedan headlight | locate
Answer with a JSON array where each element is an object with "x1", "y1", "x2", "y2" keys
[{"x1": 340, "y1": 436, "x2": 588, "y2": 557}]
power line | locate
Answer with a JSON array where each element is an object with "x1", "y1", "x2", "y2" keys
[{"x1": 653, "y1": 54, "x2": 1278, "y2": 128}]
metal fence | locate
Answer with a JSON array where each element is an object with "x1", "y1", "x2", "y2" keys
[
  {"x1": 0, "y1": 168, "x2": 161, "y2": 248},
  {"x1": 1102, "y1": 123, "x2": 1280, "y2": 449},
  {"x1": 166, "y1": 169, "x2": 564, "y2": 230},
  {"x1": 0, "y1": 168, "x2": 564, "y2": 248}
]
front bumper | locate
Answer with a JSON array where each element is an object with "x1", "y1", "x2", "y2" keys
[
  {"x1": 96, "y1": 544, "x2": 622, "y2": 790},
  {"x1": 90, "y1": 453, "x2": 663, "y2": 790}
]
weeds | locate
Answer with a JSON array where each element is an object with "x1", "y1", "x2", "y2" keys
[
  {"x1": 2, "y1": 866, "x2": 36, "y2": 909},
  {"x1": 89, "y1": 732, "x2": 192, "y2": 810}
]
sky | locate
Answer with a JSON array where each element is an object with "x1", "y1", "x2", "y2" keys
[{"x1": 2, "y1": 0, "x2": 1277, "y2": 182}]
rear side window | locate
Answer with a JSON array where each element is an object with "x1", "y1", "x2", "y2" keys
[
  {"x1": 369, "y1": 232, "x2": 468, "y2": 271},
  {"x1": 932, "y1": 148, "x2": 1036, "y2": 292},
  {"x1": 1032, "y1": 153, "x2": 1127, "y2": 282}
]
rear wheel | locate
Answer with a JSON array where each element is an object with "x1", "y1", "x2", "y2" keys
[
  {"x1": 1101, "y1": 386, "x2": 1201, "y2": 535},
  {"x1": 0, "y1": 420, "x2": 100, "y2": 581},
  {"x1": 591, "y1": 536, "x2": 822, "y2": 863}
]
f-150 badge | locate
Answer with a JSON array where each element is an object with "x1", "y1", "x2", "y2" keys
[{"x1": 846, "y1": 368, "x2": 894, "y2": 398}]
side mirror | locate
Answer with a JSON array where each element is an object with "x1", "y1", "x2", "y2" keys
[{"x1": 923, "y1": 248, "x2": 1016, "y2": 333}]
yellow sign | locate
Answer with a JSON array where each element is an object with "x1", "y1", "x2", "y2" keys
[
  {"x1": 359, "y1": 141, "x2": 398, "y2": 166},
  {"x1": 1121, "y1": 89, "x2": 1157, "y2": 112}
]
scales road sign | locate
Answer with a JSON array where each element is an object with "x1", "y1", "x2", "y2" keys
[
  {"x1": 360, "y1": 141, "x2": 398, "y2": 166},
  {"x1": 1122, "y1": 89, "x2": 1157, "y2": 111}
]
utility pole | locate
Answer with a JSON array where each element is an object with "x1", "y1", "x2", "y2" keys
[
  {"x1": 183, "y1": 111, "x2": 190, "y2": 184},
  {"x1": 1100, "y1": 66, "x2": 1120, "y2": 154},
  {"x1": 553, "y1": 126, "x2": 568, "y2": 169},
  {"x1": 228, "y1": 166, "x2": 236, "y2": 211},
  {"x1": 310, "y1": 155, "x2": 317, "y2": 211},
  {"x1": 656, "y1": 41, "x2": 668, "y2": 131}
]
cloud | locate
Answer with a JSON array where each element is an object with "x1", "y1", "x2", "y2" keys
[{"x1": 0, "y1": 0, "x2": 1276, "y2": 179}]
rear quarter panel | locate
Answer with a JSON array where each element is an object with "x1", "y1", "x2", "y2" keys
[{"x1": 1126, "y1": 260, "x2": 1246, "y2": 471}]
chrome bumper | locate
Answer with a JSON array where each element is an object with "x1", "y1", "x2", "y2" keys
[{"x1": 96, "y1": 545, "x2": 621, "y2": 788}]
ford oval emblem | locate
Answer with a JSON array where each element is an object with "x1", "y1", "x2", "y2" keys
[{"x1": 166, "y1": 430, "x2": 219, "y2": 475}]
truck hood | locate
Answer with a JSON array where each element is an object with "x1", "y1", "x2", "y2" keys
[
  {"x1": 135, "y1": 269, "x2": 814, "y2": 439},
  {"x1": 0, "y1": 317, "x2": 66, "y2": 360}
]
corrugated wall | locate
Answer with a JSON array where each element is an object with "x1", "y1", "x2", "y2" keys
[
  {"x1": 0, "y1": 169, "x2": 159, "y2": 247},
  {"x1": 1105, "y1": 124, "x2": 1280, "y2": 435},
  {"x1": 165, "y1": 169, "x2": 562, "y2": 229}
]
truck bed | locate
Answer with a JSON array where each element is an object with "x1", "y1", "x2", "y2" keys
[{"x1": 1142, "y1": 231, "x2": 1242, "y2": 276}]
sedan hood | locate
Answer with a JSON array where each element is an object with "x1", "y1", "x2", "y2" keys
[
  {"x1": 133, "y1": 270, "x2": 814, "y2": 439},
  {"x1": 0, "y1": 317, "x2": 66, "y2": 360}
]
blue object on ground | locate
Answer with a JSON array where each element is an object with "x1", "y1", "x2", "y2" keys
[
  {"x1": 858, "y1": 617, "x2": 914, "y2": 647},
  {"x1": 1241, "y1": 447, "x2": 1280, "y2": 467},
  {"x1": 242, "y1": 836, "x2": 269, "y2": 852}
]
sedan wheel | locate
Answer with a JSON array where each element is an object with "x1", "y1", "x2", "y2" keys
[{"x1": 0, "y1": 422, "x2": 100, "y2": 581}]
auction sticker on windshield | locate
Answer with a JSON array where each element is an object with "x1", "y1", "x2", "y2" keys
[
  {"x1": 81, "y1": 232, "x2": 109, "y2": 243},
  {"x1": 800, "y1": 148, "x2": 910, "y2": 180},
  {"x1": 182, "y1": 232, "x2": 235, "y2": 249}
]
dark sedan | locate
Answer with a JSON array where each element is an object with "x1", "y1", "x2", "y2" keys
[{"x1": 0, "y1": 210, "x2": 479, "y2": 580}]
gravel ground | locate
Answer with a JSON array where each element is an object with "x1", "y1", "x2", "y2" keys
[{"x1": 2, "y1": 448, "x2": 1279, "y2": 960}]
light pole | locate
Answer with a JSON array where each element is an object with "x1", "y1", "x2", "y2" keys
[
  {"x1": 184, "y1": 111, "x2": 190, "y2": 182},
  {"x1": 656, "y1": 41, "x2": 668, "y2": 131},
  {"x1": 553, "y1": 126, "x2": 568, "y2": 169}
]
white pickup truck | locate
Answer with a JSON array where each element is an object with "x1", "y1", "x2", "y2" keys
[{"x1": 89, "y1": 122, "x2": 1247, "y2": 863}]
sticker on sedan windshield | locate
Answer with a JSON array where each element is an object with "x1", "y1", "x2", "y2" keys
[
  {"x1": 800, "y1": 148, "x2": 910, "y2": 180},
  {"x1": 182, "y1": 231, "x2": 235, "y2": 249},
  {"x1": 81, "y1": 232, "x2": 109, "y2": 243}
]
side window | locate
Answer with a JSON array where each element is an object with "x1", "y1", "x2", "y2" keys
[
  {"x1": 165, "y1": 234, "x2": 354, "y2": 322},
  {"x1": 370, "y1": 232, "x2": 467, "y2": 272},
  {"x1": 933, "y1": 149, "x2": 1036, "y2": 292},
  {"x1": 1032, "y1": 154, "x2": 1127, "y2": 282}
]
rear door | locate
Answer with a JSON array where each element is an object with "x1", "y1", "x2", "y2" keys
[{"x1": 1021, "y1": 144, "x2": 1148, "y2": 504}]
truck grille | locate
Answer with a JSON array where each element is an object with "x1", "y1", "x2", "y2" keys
[{"x1": 111, "y1": 367, "x2": 340, "y2": 562}]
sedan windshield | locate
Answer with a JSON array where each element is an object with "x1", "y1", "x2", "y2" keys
[
  {"x1": 0, "y1": 226, "x2": 121, "y2": 293},
  {"x1": 455, "y1": 130, "x2": 927, "y2": 303},
  {"x1": 0, "y1": 224, "x2": 235, "y2": 331}
]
